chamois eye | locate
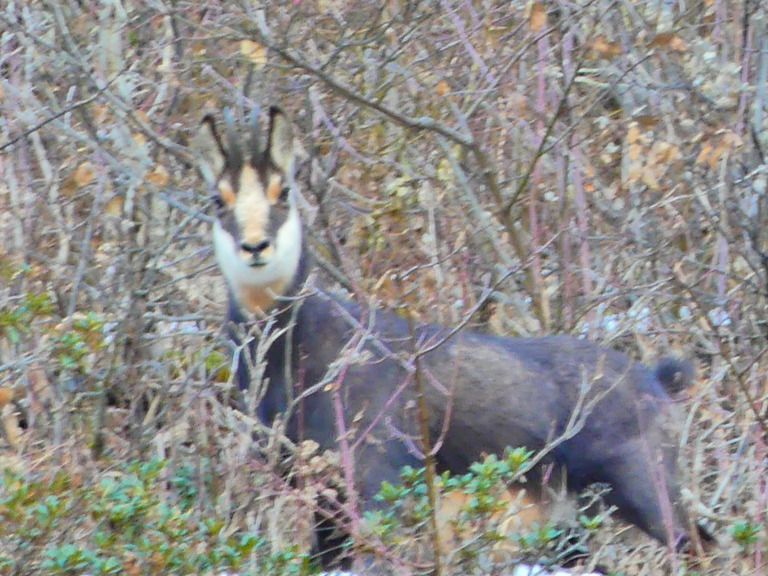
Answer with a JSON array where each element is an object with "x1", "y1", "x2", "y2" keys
[
  {"x1": 278, "y1": 186, "x2": 290, "y2": 203},
  {"x1": 210, "y1": 194, "x2": 225, "y2": 211}
]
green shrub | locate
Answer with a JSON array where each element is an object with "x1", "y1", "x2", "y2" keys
[{"x1": 0, "y1": 459, "x2": 313, "y2": 576}]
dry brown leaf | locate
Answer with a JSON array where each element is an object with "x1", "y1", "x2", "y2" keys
[
  {"x1": 146, "y1": 164, "x2": 170, "y2": 186},
  {"x1": 435, "y1": 79, "x2": 450, "y2": 97},
  {"x1": 695, "y1": 132, "x2": 741, "y2": 169},
  {"x1": 626, "y1": 123, "x2": 641, "y2": 145},
  {"x1": 123, "y1": 554, "x2": 141, "y2": 576},
  {"x1": 627, "y1": 161, "x2": 643, "y2": 183},
  {"x1": 26, "y1": 366, "x2": 53, "y2": 408},
  {"x1": 453, "y1": 229, "x2": 466, "y2": 252},
  {"x1": 0, "y1": 388, "x2": 13, "y2": 406},
  {"x1": 149, "y1": 551, "x2": 166, "y2": 573},
  {"x1": 669, "y1": 36, "x2": 687, "y2": 51},
  {"x1": 437, "y1": 487, "x2": 542, "y2": 559},
  {"x1": 635, "y1": 115, "x2": 659, "y2": 129},
  {"x1": 92, "y1": 104, "x2": 109, "y2": 124},
  {"x1": 592, "y1": 35, "x2": 621, "y2": 58},
  {"x1": 719, "y1": 130, "x2": 743, "y2": 149},
  {"x1": 652, "y1": 141, "x2": 680, "y2": 165},
  {"x1": 649, "y1": 33, "x2": 687, "y2": 51},
  {"x1": 74, "y1": 162, "x2": 95, "y2": 186},
  {"x1": 105, "y1": 196, "x2": 123, "y2": 216},
  {"x1": 436, "y1": 157, "x2": 454, "y2": 185},
  {"x1": 2, "y1": 405, "x2": 22, "y2": 448},
  {"x1": 61, "y1": 163, "x2": 93, "y2": 195},
  {"x1": 649, "y1": 32, "x2": 674, "y2": 47},
  {"x1": 696, "y1": 142, "x2": 714, "y2": 166},
  {"x1": 641, "y1": 168, "x2": 660, "y2": 190},
  {"x1": 191, "y1": 40, "x2": 207, "y2": 56},
  {"x1": 240, "y1": 39, "x2": 267, "y2": 66},
  {"x1": 527, "y1": 1, "x2": 546, "y2": 33},
  {"x1": 506, "y1": 92, "x2": 527, "y2": 115},
  {"x1": 700, "y1": 11, "x2": 716, "y2": 36}
]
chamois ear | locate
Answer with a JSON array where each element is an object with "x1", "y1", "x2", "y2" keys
[
  {"x1": 266, "y1": 106, "x2": 295, "y2": 174},
  {"x1": 192, "y1": 115, "x2": 227, "y2": 187}
]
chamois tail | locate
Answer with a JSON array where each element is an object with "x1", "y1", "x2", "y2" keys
[{"x1": 654, "y1": 357, "x2": 695, "y2": 395}]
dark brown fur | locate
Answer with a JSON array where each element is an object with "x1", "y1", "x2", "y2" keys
[{"x1": 195, "y1": 107, "x2": 698, "y2": 568}]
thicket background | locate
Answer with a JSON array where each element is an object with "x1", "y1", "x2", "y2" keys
[{"x1": 1, "y1": 1, "x2": 767, "y2": 574}]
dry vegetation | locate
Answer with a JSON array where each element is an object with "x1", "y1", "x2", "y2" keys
[{"x1": 1, "y1": 0, "x2": 767, "y2": 574}]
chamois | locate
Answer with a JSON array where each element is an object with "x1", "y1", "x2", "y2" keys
[{"x1": 192, "y1": 106, "x2": 698, "y2": 567}]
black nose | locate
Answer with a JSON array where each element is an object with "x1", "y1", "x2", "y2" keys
[{"x1": 241, "y1": 240, "x2": 270, "y2": 254}]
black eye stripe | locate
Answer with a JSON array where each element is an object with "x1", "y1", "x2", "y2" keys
[
  {"x1": 210, "y1": 184, "x2": 288, "y2": 211},
  {"x1": 211, "y1": 195, "x2": 225, "y2": 209}
]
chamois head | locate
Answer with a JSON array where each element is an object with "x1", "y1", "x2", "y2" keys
[{"x1": 194, "y1": 107, "x2": 302, "y2": 313}]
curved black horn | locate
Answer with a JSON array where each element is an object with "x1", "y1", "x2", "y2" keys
[
  {"x1": 249, "y1": 105, "x2": 262, "y2": 160},
  {"x1": 222, "y1": 107, "x2": 243, "y2": 169}
]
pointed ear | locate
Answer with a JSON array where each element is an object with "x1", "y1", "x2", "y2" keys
[
  {"x1": 267, "y1": 106, "x2": 295, "y2": 174},
  {"x1": 192, "y1": 115, "x2": 227, "y2": 187}
]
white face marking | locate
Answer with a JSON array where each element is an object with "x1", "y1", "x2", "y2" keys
[
  {"x1": 235, "y1": 166, "x2": 269, "y2": 244},
  {"x1": 213, "y1": 201, "x2": 302, "y2": 311}
]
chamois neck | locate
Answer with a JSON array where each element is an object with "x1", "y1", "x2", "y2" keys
[{"x1": 228, "y1": 238, "x2": 311, "y2": 319}]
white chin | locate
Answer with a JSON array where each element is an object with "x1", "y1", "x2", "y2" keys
[{"x1": 213, "y1": 208, "x2": 302, "y2": 295}]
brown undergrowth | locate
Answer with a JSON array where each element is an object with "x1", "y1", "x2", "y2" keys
[{"x1": 1, "y1": 1, "x2": 766, "y2": 574}]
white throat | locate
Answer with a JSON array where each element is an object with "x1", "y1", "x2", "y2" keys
[{"x1": 213, "y1": 205, "x2": 303, "y2": 312}]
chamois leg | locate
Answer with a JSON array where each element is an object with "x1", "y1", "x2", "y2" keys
[
  {"x1": 313, "y1": 504, "x2": 353, "y2": 569},
  {"x1": 313, "y1": 440, "x2": 422, "y2": 569},
  {"x1": 600, "y1": 437, "x2": 686, "y2": 548}
]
